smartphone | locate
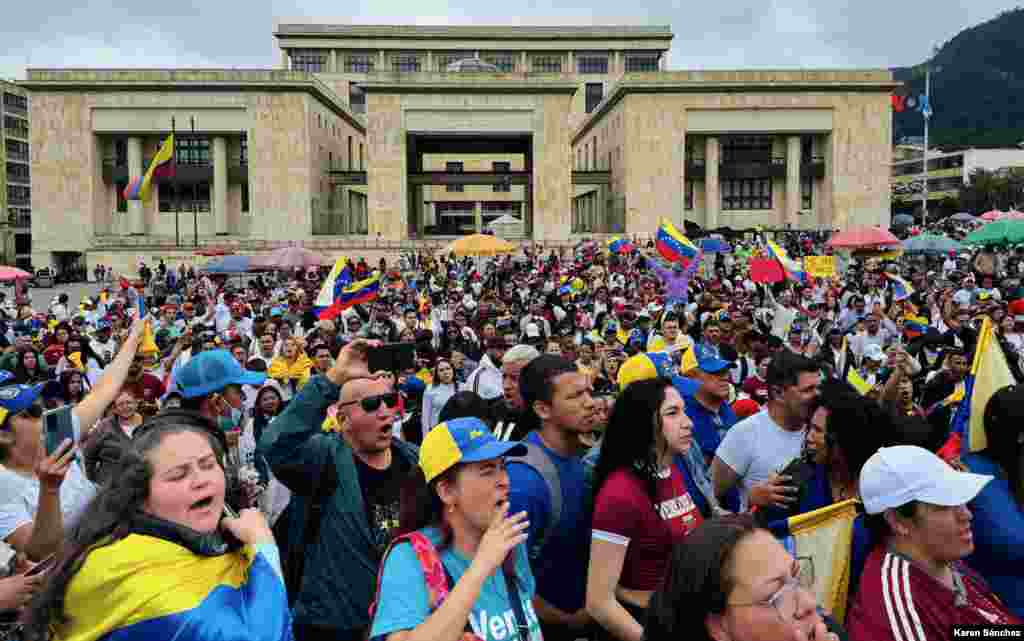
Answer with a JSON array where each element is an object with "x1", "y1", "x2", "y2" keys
[
  {"x1": 25, "y1": 553, "x2": 56, "y2": 577},
  {"x1": 367, "y1": 342, "x2": 416, "y2": 374},
  {"x1": 43, "y1": 405, "x2": 75, "y2": 456}
]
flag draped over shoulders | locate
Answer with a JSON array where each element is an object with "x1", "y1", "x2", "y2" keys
[{"x1": 53, "y1": 534, "x2": 292, "y2": 641}]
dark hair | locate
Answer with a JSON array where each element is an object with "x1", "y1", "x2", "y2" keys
[
  {"x1": 431, "y1": 359, "x2": 454, "y2": 388},
  {"x1": 593, "y1": 377, "x2": 673, "y2": 504},
  {"x1": 982, "y1": 385, "x2": 1024, "y2": 507},
  {"x1": 59, "y1": 369, "x2": 89, "y2": 405},
  {"x1": 25, "y1": 419, "x2": 226, "y2": 640},
  {"x1": 438, "y1": 391, "x2": 492, "y2": 427},
  {"x1": 865, "y1": 500, "x2": 920, "y2": 544},
  {"x1": 397, "y1": 465, "x2": 458, "y2": 545},
  {"x1": 519, "y1": 354, "x2": 577, "y2": 411},
  {"x1": 644, "y1": 515, "x2": 759, "y2": 641},
  {"x1": 765, "y1": 350, "x2": 819, "y2": 398}
]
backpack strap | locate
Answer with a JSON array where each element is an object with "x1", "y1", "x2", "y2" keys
[
  {"x1": 368, "y1": 532, "x2": 451, "y2": 623},
  {"x1": 505, "y1": 442, "x2": 562, "y2": 560}
]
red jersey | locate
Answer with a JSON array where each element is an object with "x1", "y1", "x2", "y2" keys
[
  {"x1": 592, "y1": 466, "x2": 703, "y2": 591},
  {"x1": 848, "y1": 547, "x2": 1020, "y2": 641}
]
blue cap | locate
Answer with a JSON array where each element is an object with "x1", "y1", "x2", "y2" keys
[
  {"x1": 420, "y1": 417, "x2": 527, "y2": 482},
  {"x1": 0, "y1": 383, "x2": 44, "y2": 425},
  {"x1": 0, "y1": 371, "x2": 14, "y2": 387},
  {"x1": 696, "y1": 347, "x2": 735, "y2": 374},
  {"x1": 175, "y1": 349, "x2": 267, "y2": 399}
]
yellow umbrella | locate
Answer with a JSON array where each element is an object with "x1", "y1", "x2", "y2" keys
[{"x1": 441, "y1": 234, "x2": 516, "y2": 257}]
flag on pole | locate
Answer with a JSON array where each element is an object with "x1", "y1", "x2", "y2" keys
[
  {"x1": 949, "y1": 317, "x2": 1016, "y2": 453},
  {"x1": 918, "y1": 93, "x2": 933, "y2": 119},
  {"x1": 766, "y1": 240, "x2": 807, "y2": 283},
  {"x1": 124, "y1": 135, "x2": 175, "y2": 201},
  {"x1": 655, "y1": 218, "x2": 699, "y2": 264},
  {"x1": 884, "y1": 272, "x2": 915, "y2": 301},
  {"x1": 313, "y1": 257, "x2": 353, "y2": 319},
  {"x1": 606, "y1": 236, "x2": 634, "y2": 255}
]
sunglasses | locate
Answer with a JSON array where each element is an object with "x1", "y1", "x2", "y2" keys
[{"x1": 341, "y1": 392, "x2": 399, "y2": 413}]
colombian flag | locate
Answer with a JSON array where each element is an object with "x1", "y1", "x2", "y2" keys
[
  {"x1": 766, "y1": 240, "x2": 807, "y2": 284},
  {"x1": 950, "y1": 317, "x2": 1016, "y2": 453},
  {"x1": 124, "y1": 135, "x2": 175, "y2": 201},
  {"x1": 314, "y1": 257, "x2": 353, "y2": 319},
  {"x1": 655, "y1": 218, "x2": 699, "y2": 265},
  {"x1": 52, "y1": 534, "x2": 292, "y2": 641},
  {"x1": 884, "y1": 272, "x2": 914, "y2": 302}
]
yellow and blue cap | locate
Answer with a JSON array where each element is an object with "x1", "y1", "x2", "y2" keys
[
  {"x1": 420, "y1": 417, "x2": 527, "y2": 482},
  {"x1": 0, "y1": 380, "x2": 43, "y2": 427},
  {"x1": 617, "y1": 351, "x2": 700, "y2": 395}
]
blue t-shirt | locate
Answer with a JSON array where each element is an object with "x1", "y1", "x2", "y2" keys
[
  {"x1": 368, "y1": 527, "x2": 542, "y2": 641},
  {"x1": 684, "y1": 394, "x2": 737, "y2": 461},
  {"x1": 506, "y1": 431, "x2": 591, "y2": 614}
]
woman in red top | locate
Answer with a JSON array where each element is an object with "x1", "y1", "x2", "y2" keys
[{"x1": 586, "y1": 377, "x2": 705, "y2": 641}]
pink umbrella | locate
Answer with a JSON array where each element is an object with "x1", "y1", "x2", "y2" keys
[
  {"x1": 980, "y1": 209, "x2": 1006, "y2": 221},
  {"x1": 251, "y1": 246, "x2": 327, "y2": 270},
  {"x1": 1005, "y1": 209, "x2": 1024, "y2": 220},
  {"x1": 826, "y1": 226, "x2": 901, "y2": 249},
  {"x1": 0, "y1": 266, "x2": 31, "y2": 281}
]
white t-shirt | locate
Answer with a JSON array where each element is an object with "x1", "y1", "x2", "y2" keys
[
  {"x1": 0, "y1": 413, "x2": 97, "y2": 541},
  {"x1": 715, "y1": 409, "x2": 805, "y2": 511}
]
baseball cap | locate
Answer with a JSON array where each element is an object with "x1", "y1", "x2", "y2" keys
[
  {"x1": 617, "y1": 351, "x2": 699, "y2": 395},
  {"x1": 697, "y1": 347, "x2": 736, "y2": 374},
  {"x1": 0, "y1": 383, "x2": 44, "y2": 425},
  {"x1": 420, "y1": 417, "x2": 527, "y2": 482},
  {"x1": 864, "y1": 344, "x2": 886, "y2": 362},
  {"x1": 859, "y1": 445, "x2": 992, "y2": 514},
  {"x1": 175, "y1": 349, "x2": 267, "y2": 399},
  {"x1": 524, "y1": 322, "x2": 541, "y2": 338}
]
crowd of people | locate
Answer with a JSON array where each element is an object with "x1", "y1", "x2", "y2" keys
[{"x1": 0, "y1": 233, "x2": 1021, "y2": 641}]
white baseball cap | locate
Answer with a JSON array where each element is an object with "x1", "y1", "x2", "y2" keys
[{"x1": 859, "y1": 445, "x2": 992, "y2": 515}]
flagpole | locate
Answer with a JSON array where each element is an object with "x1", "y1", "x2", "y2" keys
[
  {"x1": 172, "y1": 117, "x2": 180, "y2": 248},
  {"x1": 921, "y1": 66, "x2": 930, "y2": 228}
]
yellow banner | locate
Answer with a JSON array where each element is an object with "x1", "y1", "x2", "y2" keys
[{"x1": 803, "y1": 255, "x2": 836, "y2": 278}]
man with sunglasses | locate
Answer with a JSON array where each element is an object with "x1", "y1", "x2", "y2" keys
[{"x1": 258, "y1": 340, "x2": 419, "y2": 641}]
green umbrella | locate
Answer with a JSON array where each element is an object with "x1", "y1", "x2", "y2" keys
[{"x1": 964, "y1": 219, "x2": 1024, "y2": 246}]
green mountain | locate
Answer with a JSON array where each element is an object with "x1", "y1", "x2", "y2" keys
[{"x1": 893, "y1": 8, "x2": 1024, "y2": 148}]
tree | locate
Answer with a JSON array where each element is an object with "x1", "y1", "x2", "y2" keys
[{"x1": 959, "y1": 168, "x2": 1024, "y2": 213}]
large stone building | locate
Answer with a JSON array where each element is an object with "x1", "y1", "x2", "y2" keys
[
  {"x1": 1, "y1": 80, "x2": 31, "y2": 269},
  {"x1": 23, "y1": 24, "x2": 897, "y2": 274}
]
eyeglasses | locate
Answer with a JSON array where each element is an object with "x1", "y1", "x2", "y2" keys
[
  {"x1": 340, "y1": 392, "x2": 399, "y2": 413},
  {"x1": 729, "y1": 556, "x2": 815, "y2": 623}
]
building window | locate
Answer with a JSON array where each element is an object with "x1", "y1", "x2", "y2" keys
[
  {"x1": 722, "y1": 178, "x2": 772, "y2": 210},
  {"x1": 721, "y1": 136, "x2": 774, "y2": 164},
  {"x1": 290, "y1": 49, "x2": 327, "y2": 72},
  {"x1": 175, "y1": 137, "x2": 211, "y2": 166},
  {"x1": 801, "y1": 177, "x2": 813, "y2": 210},
  {"x1": 436, "y1": 52, "x2": 466, "y2": 70},
  {"x1": 345, "y1": 53, "x2": 375, "y2": 73},
  {"x1": 493, "y1": 161, "x2": 511, "y2": 192},
  {"x1": 239, "y1": 134, "x2": 248, "y2": 165},
  {"x1": 531, "y1": 55, "x2": 562, "y2": 73},
  {"x1": 585, "y1": 83, "x2": 604, "y2": 113},
  {"x1": 685, "y1": 179, "x2": 695, "y2": 210},
  {"x1": 625, "y1": 53, "x2": 660, "y2": 72},
  {"x1": 116, "y1": 182, "x2": 128, "y2": 213},
  {"x1": 446, "y1": 161, "x2": 464, "y2": 192},
  {"x1": 5, "y1": 140, "x2": 28, "y2": 162},
  {"x1": 432, "y1": 202, "x2": 475, "y2": 235},
  {"x1": 6, "y1": 162, "x2": 29, "y2": 184},
  {"x1": 242, "y1": 183, "x2": 250, "y2": 213},
  {"x1": 392, "y1": 53, "x2": 422, "y2": 73},
  {"x1": 801, "y1": 136, "x2": 814, "y2": 162},
  {"x1": 3, "y1": 115, "x2": 28, "y2": 138},
  {"x1": 2, "y1": 92, "x2": 27, "y2": 113},
  {"x1": 483, "y1": 52, "x2": 516, "y2": 72},
  {"x1": 349, "y1": 85, "x2": 366, "y2": 113},
  {"x1": 13, "y1": 234, "x2": 30, "y2": 255},
  {"x1": 358, "y1": 143, "x2": 363, "y2": 170},
  {"x1": 577, "y1": 54, "x2": 609, "y2": 74}
]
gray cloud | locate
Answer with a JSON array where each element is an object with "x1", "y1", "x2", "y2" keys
[{"x1": 0, "y1": 0, "x2": 1016, "y2": 79}]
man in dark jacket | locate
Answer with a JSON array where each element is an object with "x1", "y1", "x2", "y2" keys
[{"x1": 258, "y1": 341, "x2": 419, "y2": 641}]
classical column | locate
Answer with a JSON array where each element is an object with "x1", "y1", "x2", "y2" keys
[
  {"x1": 329, "y1": 50, "x2": 338, "y2": 72},
  {"x1": 379, "y1": 50, "x2": 387, "y2": 70},
  {"x1": 426, "y1": 51, "x2": 434, "y2": 72},
  {"x1": 213, "y1": 136, "x2": 228, "y2": 235},
  {"x1": 786, "y1": 135, "x2": 801, "y2": 229},
  {"x1": 520, "y1": 51, "x2": 528, "y2": 72},
  {"x1": 474, "y1": 201, "x2": 482, "y2": 233},
  {"x1": 281, "y1": 49, "x2": 289, "y2": 69},
  {"x1": 705, "y1": 137, "x2": 720, "y2": 230},
  {"x1": 127, "y1": 136, "x2": 144, "y2": 235}
]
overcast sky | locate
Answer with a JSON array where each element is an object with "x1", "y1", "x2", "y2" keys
[{"x1": 0, "y1": 1, "x2": 1016, "y2": 80}]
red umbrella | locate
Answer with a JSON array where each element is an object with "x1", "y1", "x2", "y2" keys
[
  {"x1": 251, "y1": 246, "x2": 327, "y2": 270},
  {"x1": 980, "y1": 209, "x2": 1006, "y2": 221},
  {"x1": 0, "y1": 266, "x2": 31, "y2": 281},
  {"x1": 827, "y1": 226, "x2": 901, "y2": 249}
]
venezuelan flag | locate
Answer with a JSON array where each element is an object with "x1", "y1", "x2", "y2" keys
[
  {"x1": 766, "y1": 240, "x2": 807, "y2": 284},
  {"x1": 765, "y1": 499, "x2": 859, "y2": 623},
  {"x1": 950, "y1": 317, "x2": 1016, "y2": 453},
  {"x1": 607, "y1": 236, "x2": 634, "y2": 255},
  {"x1": 124, "y1": 135, "x2": 175, "y2": 201},
  {"x1": 655, "y1": 219, "x2": 699, "y2": 265},
  {"x1": 313, "y1": 257, "x2": 353, "y2": 319},
  {"x1": 333, "y1": 274, "x2": 382, "y2": 314},
  {"x1": 884, "y1": 272, "x2": 914, "y2": 301},
  {"x1": 903, "y1": 315, "x2": 929, "y2": 336},
  {"x1": 52, "y1": 534, "x2": 292, "y2": 641}
]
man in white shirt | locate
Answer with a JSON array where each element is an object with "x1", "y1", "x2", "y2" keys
[{"x1": 466, "y1": 338, "x2": 506, "y2": 400}]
